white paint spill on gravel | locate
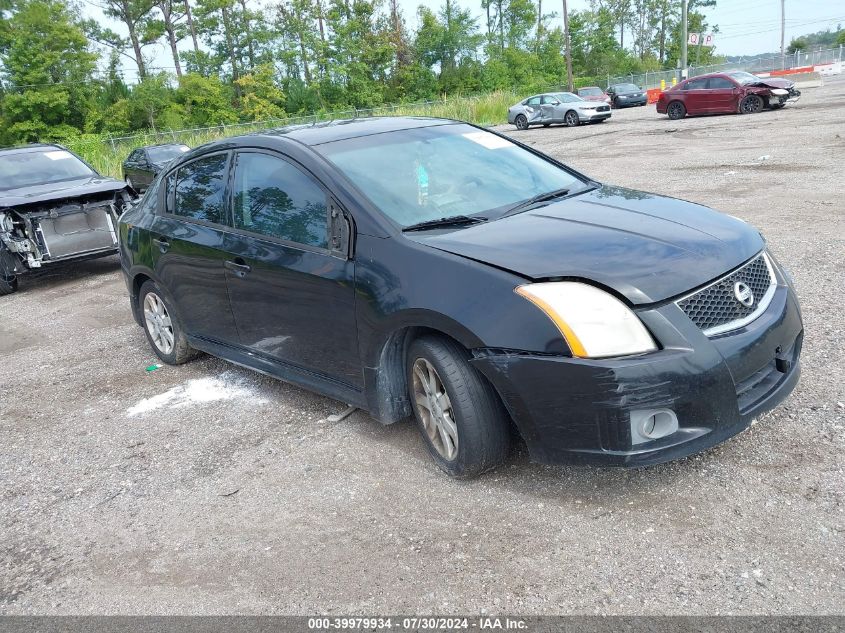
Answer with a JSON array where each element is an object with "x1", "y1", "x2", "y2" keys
[{"x1": 127, "y1": 371, "x2": 269, "y2": 416}]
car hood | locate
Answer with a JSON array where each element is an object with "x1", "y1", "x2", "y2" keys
[
  {"x1": 0, "y1": 176, "x2": 126, "y2": 208},
  {"x1": 748, "y1": 77, "x2": 793, "y2": 89},
  {"x1": 406, "y1": 186, "x2": 764, "y2": 305}
]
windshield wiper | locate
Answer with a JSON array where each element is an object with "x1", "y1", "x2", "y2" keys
[
  {"x1": 500, "y1": 187, "x2": 571, "y2": 217},
  {"x1": 402, "y1": 215, "x2": 487, "y2": 232}
]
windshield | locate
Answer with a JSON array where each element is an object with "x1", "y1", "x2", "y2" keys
[
  {"x1": 727, "y1": 71, "x2": 760, "y2": 85},
  {"x1": 579, "y1": 87, "x2": 603, "y2": 96},
  {"x1": 0, "y1": 148, "x2": 96, "y2": 191},
  {"x1": 318, "y1": 124, "x2": 586, "y2": 227},
  {"x1": 147, "y1": 145, "x2": 190, "y2": 163},
  {"x1": 614, "y1": 84, "x2": 640, "y2": 92}
]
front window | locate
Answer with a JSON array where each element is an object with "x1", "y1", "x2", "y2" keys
[
  {"x1": 0, "y1": 148, "x2": 96, "y2": 190},
  {"x1": 613, "y1": 84, "x2": 640, "y2": 92},
  {"x1": 727, "y1": 71, "x2": 761, "y2": 85},
  {"x1": 318, "y1": 124, "x2": 587, "y2": 228},
  {"x1": 232, "y1": 152, "x2": 328, "y2": 248},
  {"x1": 147, "y1": 144, "x2": 190, "y2": 163}
]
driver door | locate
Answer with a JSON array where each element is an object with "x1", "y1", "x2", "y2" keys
[{"x1": 539, "y1": 96, "x2": 561, "y2": 123}]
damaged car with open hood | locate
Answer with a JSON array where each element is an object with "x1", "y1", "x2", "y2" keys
[
  {"x1": 657, "y1": 71, "x2": 801, "y2": 119},
  {"x1": 0, "y1": 144, "x2": 132, "y2": 295}
]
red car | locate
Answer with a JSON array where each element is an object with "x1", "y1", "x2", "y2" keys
[
  {"x1": 656, "y1": 71, "x2": 800, "y2": 120},
  {"x1": 577, "y1": 86, "x2": 611, "y2": 104}
]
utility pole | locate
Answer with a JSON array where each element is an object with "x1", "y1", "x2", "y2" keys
[
  {"x1": 680, "y1": 0, "x2": 688, "y2": 79},
  {"x1": 780, "y1": 0, "x2": 786, "y2": 70},
  {"x1": 562, "y1": 0, "x2": 574, "y2": 91}
]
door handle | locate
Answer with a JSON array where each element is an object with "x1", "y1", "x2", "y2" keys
[
  {"x1": 224, "y1": 259, "x2": 251, "y2": 277},
  {"x1": 152, "y1": 237, "x2": 169, "y2": 253}
]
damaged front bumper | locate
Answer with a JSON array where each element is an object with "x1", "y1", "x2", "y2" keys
[
  {"x1": 470, "y1": 282, "x2": 803, "y2": 467},
  {"x1": 0, "y1": 193, "x2": 129, "y2": 277}
]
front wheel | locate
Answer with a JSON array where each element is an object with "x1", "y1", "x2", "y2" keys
[
  {"x1": 407, "y1": 336, "x2": 511, "y2": 478},
  {"x1": 138, "y1": 280, "x2": 198, "y2": 365},
  {"x1": 667, "y1": 101, "x2": 686, "y2": 120},
  {"x1": 0, "y1": 273, "x2": 18, "y2": 296},
  {"x1": 564, "y1": 110, "x2": 580, "y2": 127},
  {"x1": 514, "y1": 114, "x2": 529, "y2": 130},
  {"x1": 740, "y1": 94, "x2": 764, "y2": 114}
]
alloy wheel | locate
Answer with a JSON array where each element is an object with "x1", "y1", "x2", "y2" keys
[
  {"x1": 515, "y1": 115, "x2": 528, "y2": 130},
  {"x1": 565, "y1": 111, "x2": 579, "y2": 127},
  {"x1": 668, "y1": 102, "x2": 685, "y2": 120},
  {"x1": 741, "y1": 95, "x2": 763, "y2": 114},
  {"x1": 143, "y1": 292, "x2": 175, "y2": 355},
  {"x1": 412, "y1": 358, "x2": 459, "y2": 461}
]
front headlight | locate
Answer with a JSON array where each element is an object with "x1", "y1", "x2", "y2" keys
[{"x1": 515, "y1": 282, "x2": 657, "y2": 358}]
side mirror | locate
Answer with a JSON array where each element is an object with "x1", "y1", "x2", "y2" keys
[{"x1": 551, "y1": 100, "x2": 561, "y2": 105}]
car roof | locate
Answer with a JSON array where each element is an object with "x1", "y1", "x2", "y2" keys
[
  {"x1": 247, "y1": 116, "x2": 459, "y2": 147},
  {"x1": 0, "y1": 143, "x2": 64, "y2": 156}
]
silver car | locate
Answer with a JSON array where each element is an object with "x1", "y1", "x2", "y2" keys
[{"x1": 507, "y1": 92, "x2": 612, "y2": 130}]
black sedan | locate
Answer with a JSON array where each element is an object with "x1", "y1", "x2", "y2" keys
[
  {"x1": 122, "y1": 143, "x2": 189, "y2": 192},
  {"x1": 607, "y1": 83, "x2": 648, "y2": 107},
  {"x1": 118, "y1": 117, "x2": 802, "y2": 478}
]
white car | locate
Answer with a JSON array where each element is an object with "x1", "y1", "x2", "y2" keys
[{"x1": 508, "y1": 92, "x2": 612, "y2": 130}]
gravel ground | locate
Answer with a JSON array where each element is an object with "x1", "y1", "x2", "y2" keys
[{"x1": 1, "y1": 78, "x2": 843, "y2": 616}]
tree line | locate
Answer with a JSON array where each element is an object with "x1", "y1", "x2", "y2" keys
[{"x1": 0, "y1": 0, "x2": 723, "y2": 145}]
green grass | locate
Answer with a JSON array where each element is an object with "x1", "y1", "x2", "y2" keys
[{"x1": 64, "y1": 90, "x2": 521, "y2": 180}]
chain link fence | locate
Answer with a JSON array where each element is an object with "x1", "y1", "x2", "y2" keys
[{"x1": 607, "y1": 45, "x2": 844, "y2": 90}]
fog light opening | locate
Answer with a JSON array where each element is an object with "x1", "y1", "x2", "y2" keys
[{"x1": 630, "y1": 409, "x2": 679, "y2": 445}]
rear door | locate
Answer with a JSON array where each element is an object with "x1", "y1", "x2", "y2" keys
[
  {"x1": 524, "y1": 96, "x2": 543, "y2": 125},
  {"x1": 681, "y1": 78, "x2": 710, "y2": 114},
  {"x1": 148, "y1": 152, "x2": 240, "y2": 344},
  {"x1": 222, "y1": 149, "x2": 362, "y2": 388},
  {"x1": 706, "y1": 76, "x2": 739, "y2": 113}
]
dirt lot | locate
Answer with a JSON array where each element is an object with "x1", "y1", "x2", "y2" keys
[{"x1": 2, "y1": 78, "x2": 843, "y2": 616}]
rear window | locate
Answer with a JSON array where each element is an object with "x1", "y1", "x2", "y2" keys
[
  {"x1": 147, "y1": 145, "x2": 190, "y2": 163},
  {"x1": 0, "y1": 148, "x2": 96, "y2": 191},
  {"x1": 172, "y1": 153, "x2": 228, "y2": 225}
]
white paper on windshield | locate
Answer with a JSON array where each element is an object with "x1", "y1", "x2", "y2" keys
[
  {"x1": 44, "y1": 150, "x2": 74, "y2": 160},
  {"x1": 462, "y1": 131, "x2": 514, "y2": 150}
]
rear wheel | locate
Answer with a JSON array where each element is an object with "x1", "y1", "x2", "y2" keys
[
  {"x1": 514, "y1": 114, "x2": 529, "y2": 130},
  {"x1": 667, "y1": 101, "x2": 686, "y2": 120},
  {"x1": 740, "y1": 94, "x2": 764, "y2": 114},
  {"x1": 407, "y1": 336, "x2": 511, "y2": 478},
  {"x1": 138, "y1": 280, "x2": 198, "y2": 365},
  {"x1": 564, "y1": 110, "x2": 580, "y2": 127}
]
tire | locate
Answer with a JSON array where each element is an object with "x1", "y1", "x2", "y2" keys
[
  {"x1": 740, "y1": 94, "x2": 764, "y2": 114},
  {"x1": 0, "y1": 274, "x2": 18, "y2": 296},
  {"x1": 514, "y1": 114, "x2": 529, "y2": 130},
  {"x1": 407, "y1": 336, "x2": 511, "y2": 478},
  {"x1": 564, "y1": 110, "x2": 580, "y2": 127},
  {"x1": 667, "y1": 101, "x2": 686, "y2": 120},
  {"x1": 138, "y1": 280, "x2": 198, "y2": 365}
]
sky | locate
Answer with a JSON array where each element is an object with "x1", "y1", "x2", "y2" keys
[{"x1": 84, "y1": 0, "x2": 845, "y2": 81}]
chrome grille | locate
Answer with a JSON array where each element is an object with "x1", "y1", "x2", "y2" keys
[
  {"x1": 597, "y1": 105, "x2": 610, "y2": 112},
  {"x1": 677, "y1": 253, "x2": 776, "y2": 336}
]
